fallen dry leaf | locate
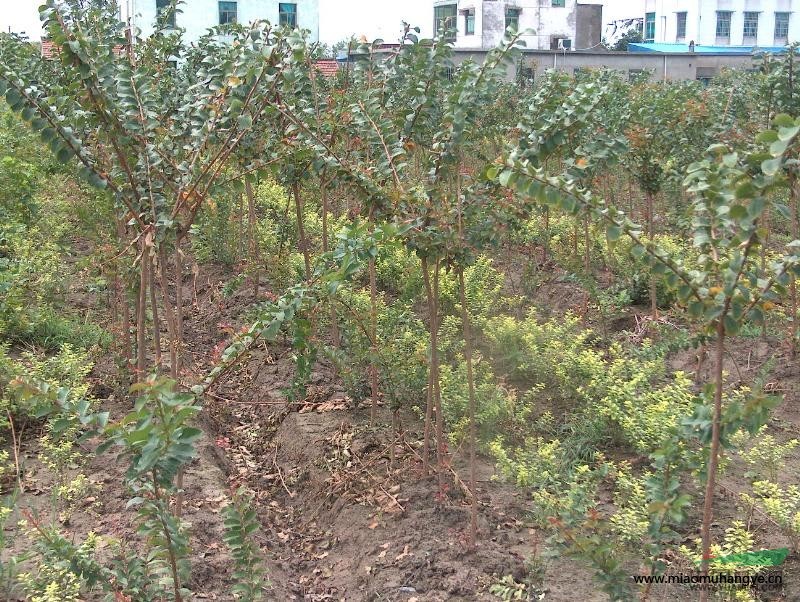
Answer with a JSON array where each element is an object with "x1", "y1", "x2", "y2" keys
[{"x1": 395, "y1": 545, "x2": 412, "y2": 561}]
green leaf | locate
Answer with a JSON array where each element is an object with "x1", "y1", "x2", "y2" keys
[
  {"x1": 724, "y1": 314, "x2": 739, "y2": 336},
  {"x1": 606, "y1": 224, "x2": 622, "y2": 242},
  {"x1": 748, "y1": 197, "x2": 765, "y2": 218},
  {"x1": 56, "y1": 146, "x2": 74, "y2": 163},
  {"x1": 40, "y1": 127, "x2": 56, "y2": 143},
  {"x1": 762, "y1": 157, "x2": 782, "y2": 176},
  {"x1": 735, "y1": 182, "x2": 755, "y2": 199},
  {"x1": 770, "y1": 138, "x2": 790, "y2": 156},
  {"x1": 498, "y1": 169, "x2": 514, "y2": 187},
  {"x1": 5, "y1": 88, "x2": 22, "y2": 108},
  {"x1": 729, "y1": 205, "x2": 747, "y2": 220}
]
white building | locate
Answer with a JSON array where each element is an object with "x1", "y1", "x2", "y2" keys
[
  {"x1": 643, "y1": 0, "x2": 799, "y2": 47},
  {"x1": 432, "y1": 0, "x2": 604, "y2": 50},
  {"x1": 129, "y1": 0, "x2": 319, "y2": 42}
]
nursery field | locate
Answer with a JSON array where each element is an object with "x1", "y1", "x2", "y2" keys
[{"x1": 2, "y1": 2, "x2": 800, "y2": 601}]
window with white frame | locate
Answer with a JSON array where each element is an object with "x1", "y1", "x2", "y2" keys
[
  {"x1": 676, "y1": 11, "x2": 686, "y2": 40},
  {"x1": 505, "y1": 7, "x2": 521, "y2": 31},
  {"x1": 743, "y1": 11, "x2": 759, "y2": 42},
  {"x1": 715, "y1": 11, "x2": 732, "y2": 42},
  {"x1": 218, "y1": 1, "x2": 236, "y2": 25},
  {"x1": 775, "y1": 12, "x2": 790, "y2": 44},
  {"x1": 434, "y1": 4, "x2": 457, "y2": 41},
  {"x1": 464, "y1": 8, "x2": 475, "y2": 36},
  {"x1": 645, "y1": 12, "x2": 655, "y2": 42},
  {"x1": 279, "y1": 3, "x2": 297, "y2": 28},
  {"x1": 156, "y1": 0, "x2": 176, "y2": 27}
]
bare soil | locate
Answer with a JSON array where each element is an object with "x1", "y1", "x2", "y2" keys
[{"x1": 6, "y1": 258, "x2": 800, "y2": 601}]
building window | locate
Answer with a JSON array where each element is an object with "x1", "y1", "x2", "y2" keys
[
  {"x1": 218, "y1": 1, "x2": 236, "y2": 25},
  {"x1": 743, "y1": 11, "x2": 759, "y2": 41},
  {"x1": 464, "y1": 9, "x2": 475, "y2": 35},
  {"x1": 644, "y1": 12, "x2": 655, "y2": 41},
  {"x1": 676, "y1": 11, "x2": 686, "y2": 40},
  {"x1": 434, "y1": 4, "x2": 457, "y2": 40},
  {"x1": 517, "y1": 66, "x2": 534, "y2": 86},
  {"x1": 279, "y1": 3, "x2": 297, "y2": 28},
  {"x1": 156, "y1": 0, "x2": 176, "y2": 27},
  {"x1": 775, "y1": 12, "x2": 790, "y2": 44},
  {"x1": 552, "y1": 0, "x2": 565, "y2": 6},
  {"x1": 505, "y1": 7, "x2": 521, "y2": 31},
  {"x1": 715, "y1": 11, "x2": 732, "y2": 41}
]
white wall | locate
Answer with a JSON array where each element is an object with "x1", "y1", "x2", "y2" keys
[
  {"x1": 645, "y1": 0, "x2": 800, "y2": 46},
  {"x1": 439, "y1": 0, "x2": 597, "y2": 50},
  {"x1": 130, "y1": 0, "x2": 320, "y2": 42}
]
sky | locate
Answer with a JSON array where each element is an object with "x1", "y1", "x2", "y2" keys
[{"x1": 0, "y1": 0, "x2": 643, "y2": 43}]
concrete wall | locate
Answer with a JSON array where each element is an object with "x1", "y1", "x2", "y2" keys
[
  {"x1": 576, "y1": 3, "x2": 602, "y2": 49},
  {"x1": 449, "y1": 48, "x2": 758, "y2": 81},
  {"x1": 644, "y1": 0, "x2": 800, "y2": 46},
  {"x1": 130, "y1": 0, "x2": 320, "y2": 42}
]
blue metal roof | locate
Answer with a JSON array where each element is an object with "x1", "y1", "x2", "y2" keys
[{"x1": 628, "y1": 42, "x2": 789, "y2": 54}]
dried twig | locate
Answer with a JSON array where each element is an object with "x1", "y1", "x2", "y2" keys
[
  {"x1": 403, "y1": 440, "x2": 473, "y2": 501},
  {"x1": 273, "y1": 446, "x2": 295, "y2": 498},
  {"x1": 6, "y1": 410, "x2": 23, "y2": 493}
]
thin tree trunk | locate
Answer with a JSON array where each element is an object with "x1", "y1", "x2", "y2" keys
[
  {"x1": 790, "y1": 176, "x2": 798, "y2": 357},
  {"x1": 572, "y1": 221, "x2": 578, "y2": 257},
  {"x1": 421, "y1": 257, "x2": 435, "y2": 475},
  {"x1": 111, "y1": 264, "x2": 119, "y2": 327},
  {"x1": 293, "y1": 182, "x2": 311, "y2": 281},
  {"x1": 583, "y1": 216, "x2": 590, "y2": 274},
  {"x1": 646, "y1": 190, "x2": 658, "y2": 318},
  {"x1": 695, "y1": 343, "x2": 706, "y2": 385},
  {"x1": 149, "y1": 255, "x2": 162, "y2": 371},
  {"x1": 238, "y1": 191, "x2": 245, "y2": 261},
  {"x1": 136, "y1": 241, "x2": 148, "y2": 382},
  {"x1": 174, "y1": 241, "x2": 184, "y2": 376},
  {"x1": 542, "y1": 207, "x2": 550, "y2": 263},
  {"x1": 761, "y1": 207, "x2": 770, "y2": 340},
  {"x1": 699, "y1": 318, "x2": 726, "y2": 598},
  {"x1": 390, "y1": 409, "x2": 399, "y2": 471},
  {"x1": 627, "y1": 178, "x2": 634, "y2": 217},
  {"x1": 368, "y1": 256, "x2": 379, "y2": 423},
  {"x1": 244, "y1": 180, "x2": 261, "y2": 299},
  {"x1": 458, "y1": 266, "x2": 478, "y2": 549},
  {"x1": 156, "y1": 247, "x2": 179, "y2": 380},
  {"x1": 155, "y1": 249, "x2": 184, "y2": 518},
  {"x1": 116, "y1": 218, "x2": 132, "y2": 372},
  {"x1": 321, "y1": 174, "x2": 340, "y2": 347},
  {"x1": 119, "y1": 272, "x2": 132, "y2": 371},
  {"x1": 432, "y1": 260, "x2": 445, "y2": 492}
]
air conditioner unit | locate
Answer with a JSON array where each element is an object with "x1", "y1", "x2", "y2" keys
[{"x1": 558, "y1": 38, "x2": 572, "y2": 50}]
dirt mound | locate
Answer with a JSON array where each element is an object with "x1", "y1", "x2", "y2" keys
[{"x1": 201, "y1": 347, "x2": 603, "y2": 601}]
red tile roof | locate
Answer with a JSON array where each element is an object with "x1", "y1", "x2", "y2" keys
[
  {"x1": 41, "y1": 40, "x2": 58, "y2": 59},
  {"x1": 40, "y1": 39, "x2": 127, "y2": 60},
  {"x1": 313, "y1": 59, "x2": 339, "y2": 78}
]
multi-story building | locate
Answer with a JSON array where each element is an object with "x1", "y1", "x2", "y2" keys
[
  {"x1": 643, "y1": 0, "x2": 798, "y2": 47},
  {"x1": 129, "y1": 0, "x2": 319, "y2": 42},
  {"x1": 432, "y1": 0, "x2": 603, "y2": 50}
]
